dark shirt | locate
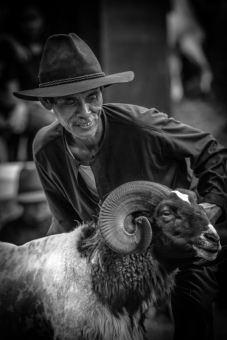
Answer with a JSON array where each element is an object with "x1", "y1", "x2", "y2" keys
[{"x1": 33, "y1": 103, "x2": 227, "y2": 232}]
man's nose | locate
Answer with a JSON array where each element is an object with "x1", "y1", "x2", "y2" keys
[{"x1": 77, "y1": 101, "x2": 91, "y2": 115}]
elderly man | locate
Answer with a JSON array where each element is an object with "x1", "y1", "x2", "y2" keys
[{"x1": 14, "y1": 33, "x2": 227, "y2": 340}]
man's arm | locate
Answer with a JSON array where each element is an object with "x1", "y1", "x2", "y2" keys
[
  {"x1": 47, "y1": 216, "x2": 66, "y2": 236},
  {"x1": 162, "y1": 117, "x2": 227, "y2": 223},
  {"x1": 199, "y1": 203, "x2": 222, "y2": 225}
]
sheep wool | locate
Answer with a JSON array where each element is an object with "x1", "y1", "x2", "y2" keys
[{"x1": 0, "y1": 184, "x2": 221, "y2": 340}]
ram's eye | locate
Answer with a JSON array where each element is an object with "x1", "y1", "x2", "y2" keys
[
  {"x1": 162, "y1": 211, "x2": 171, "y2": 217},
  {"x1": 161, "y1": 210, "x2": 172, "y2": 221}
]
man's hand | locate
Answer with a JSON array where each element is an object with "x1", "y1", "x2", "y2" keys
[{"x1": 199, "y1": 202, "x2": 222, "y2": 225}]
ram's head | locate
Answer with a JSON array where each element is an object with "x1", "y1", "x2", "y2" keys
[{"x1": 98, "y1": 181, "x2": 221, "y2": 269}]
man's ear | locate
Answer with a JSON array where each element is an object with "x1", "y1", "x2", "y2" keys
[{"x1": 39, "y1": 97, "x2": 53, "y2": 111}]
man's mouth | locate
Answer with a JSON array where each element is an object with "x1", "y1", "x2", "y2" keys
[
  {"x1": 77, "y1": 119, "x2": 93, "y2": 127},
  {"x1": 72, "y1": 115, "x2": 98, "y2": 128}
]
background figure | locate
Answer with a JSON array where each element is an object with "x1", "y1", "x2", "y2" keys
[
  {"x1": 1, "y1": 4, "x2": 47, "y2": 90},
  {"x1": 0, "y1": 163, "x2": 23, "y2": 230},
  {"x1": 167, "y1": 0, "x2": 213, "y2": 102},
  {"x1": 0, "y1": 36, "x2": 55, "y2": 162},
  {"x1": 0, "y1": 162, "x2": 52, "y2": 245},
  {"x1": 0, "y1": 4, "x2": 55, "y2": 162}
]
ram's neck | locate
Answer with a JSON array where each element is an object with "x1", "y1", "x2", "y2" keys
[
  {"x1": 90, "y1": 248, "x2": 176, "y2": 316},
  {"x1": 77, "y1": 225, "x2": 177, "y2": 317}
]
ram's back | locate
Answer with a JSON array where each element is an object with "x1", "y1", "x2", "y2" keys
[{"x1": 0, "y1": 229, "x2": 95, "y2": 339}]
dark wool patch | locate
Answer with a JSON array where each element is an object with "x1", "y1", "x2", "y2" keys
[
  {"x1": 77, "y1": 222, "x2": 98, "y2": 258},
  {"x1": 91, "y1": 248, "x2": 169, "y2": 315},
  {"x1": 77, "y1": 224, "x2": 173, "y2": 316}
]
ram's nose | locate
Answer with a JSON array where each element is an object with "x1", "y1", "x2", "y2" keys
[
  {"x1": 204, "y1": 228, "x2": 221, "y2": 251},
  {"x1": 204, "y1": 230, "x2": 220, "y2": 243}
]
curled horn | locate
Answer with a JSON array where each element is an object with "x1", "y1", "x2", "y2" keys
[{"x1": 98, "y1": 181, "x2": 171, "y2": 254}]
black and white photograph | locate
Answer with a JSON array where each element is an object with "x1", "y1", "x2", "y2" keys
[{"x1": 0, "y1": 1, "x2": 227, "y2": 339}]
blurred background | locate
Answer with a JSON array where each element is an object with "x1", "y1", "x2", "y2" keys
[{"x1": 0, "y1": 0, "x2": 227, "y2": 339}]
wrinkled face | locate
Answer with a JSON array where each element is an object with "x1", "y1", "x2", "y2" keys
[
  {"x1": 51, "y1": 88, "x2": 103, "y2": 140},
  {"x1": 152, "y1": 190, "x2": 221, "y2": 264}
]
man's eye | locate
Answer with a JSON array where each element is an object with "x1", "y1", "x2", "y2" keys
[
  {"x1": 87, "y1": 95, "x2": 97, "y2": 102},
  {"x1": 57, "y1": 99, "x2": 76, "y2": 105},
  {"x1": 65, "y1": 99, "x2": 77, "y2": 105}
]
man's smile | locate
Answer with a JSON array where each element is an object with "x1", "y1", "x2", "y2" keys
[
  {"x1": 76, "y1": 117, "x2": 96, "y2": 128},
  {"x1": 64, "y1": 113, "x2": 101, "y2": 140}
]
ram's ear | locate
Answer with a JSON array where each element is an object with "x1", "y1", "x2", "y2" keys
[{"x1": 175, "y1": 188, "x2": 198, "y2": 202}]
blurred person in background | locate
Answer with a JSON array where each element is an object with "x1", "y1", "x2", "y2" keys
[
  {"x1": 0, "y1": 162, "x2": 52, "y2": 245},
  {"x1": 0, "y1": 163, "x2": 23, "y2": 230},
  {"x1": 0, "y1": 37, "x2": 55, "y2": 162},
  {"x1": 0, "y1": 4, "x2": 47, "y2": 90},
  {"x1": 167, "y1": 0, "x2": 213, "y2": 102},
  {"x1": 13, "y1": 4, "x2": 47, "y2": 90},
  {"x1": 166, "y1": 0, "x2": 227, "y2": 150}
]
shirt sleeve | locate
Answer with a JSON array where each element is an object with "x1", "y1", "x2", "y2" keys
[
  {"x1": 35, "y1": 161, "x2": 82, "y2": 233},
  {"x1": 161, "y1": 117, "x2": 227, "y2": 222}
]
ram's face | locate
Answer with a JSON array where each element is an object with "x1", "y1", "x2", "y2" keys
[{"x1": 152, "y1": 190, "x2": 221, "y2": 262}]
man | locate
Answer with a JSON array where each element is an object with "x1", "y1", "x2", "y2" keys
[{"x1": 14, "y1": 33, "x2": 227, "y2": 340}]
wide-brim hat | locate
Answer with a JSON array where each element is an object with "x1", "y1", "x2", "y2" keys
[{"x1": 13, "y1": 33, "x2": 134, "y2": 101}]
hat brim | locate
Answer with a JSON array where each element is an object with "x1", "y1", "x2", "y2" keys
[
  {"x1": 13, "y1": 71, "x2": 134, "y2": 101},
  {"x1": 18, "y1": 191, "x2": 47, "y2": 203}
]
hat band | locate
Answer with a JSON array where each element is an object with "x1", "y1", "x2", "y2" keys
[{"x1": 39, "y1": 72, "x2": 105, "y2": 88}]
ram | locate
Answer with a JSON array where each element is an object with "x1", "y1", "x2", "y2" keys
[{"x1": 0, "y1": 181, "x2": 221, "y2": 340}]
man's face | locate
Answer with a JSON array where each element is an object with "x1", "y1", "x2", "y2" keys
[{"x1": 50, "y1": 87, "x2": 103, "y2": 140}]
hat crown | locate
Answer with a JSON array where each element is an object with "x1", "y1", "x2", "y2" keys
[
  {"x1": 39, "y1": 33, "x2": 103, "y2": 86},
  {"x1": 13, "y1": 33, "x2": 134, "y2": 101},
  {"x1": 18, "y1": 165, "x2": 46, "y2": 203}
]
